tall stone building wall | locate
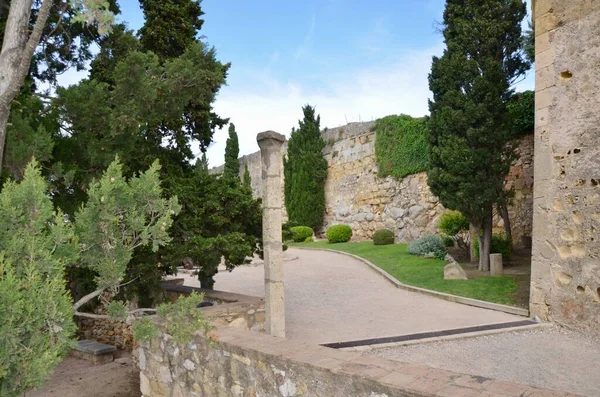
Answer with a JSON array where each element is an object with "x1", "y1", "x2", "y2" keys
[
  {"x1": 530, "y1": 0, "x2": 600, "y2": 332},
  {"x1": 213, "y1": 122, "x2": 534, "y2": 245}
]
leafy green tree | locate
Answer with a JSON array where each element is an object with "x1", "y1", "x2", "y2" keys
[
  {"x1": 224, "y1": 123, "x2": 240, "y2": 178},
  {"x1": 427, "y1": 0, "x2": 529, "y2": 271},
  {"x1": 0, "y1": 0, "x2": 114, "y2": 171},
  {"x1": 284, "y1": 105, "x2": 327, "y2": 230},
  {"x1": 0, "y1": 160, "x2": 78, "y2": 397},
  {"x1": 165, "y1": 169, "x2": 262, "y2": 289}
]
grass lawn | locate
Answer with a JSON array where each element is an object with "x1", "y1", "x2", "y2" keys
[{"x1": 289, "y1": 241, "x2": 518, "y2": 306}]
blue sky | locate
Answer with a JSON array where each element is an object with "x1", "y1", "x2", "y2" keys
[{"x1": 60, "y1": 0, "x2": 534, "y2": 166}]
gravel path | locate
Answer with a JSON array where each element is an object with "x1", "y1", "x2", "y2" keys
[
  {"x1": 368, "y1": 326, "x2": 600, "y2": 396},
  {"x1": 176, "y1": 248, "x2": 523, "y2": 344}
]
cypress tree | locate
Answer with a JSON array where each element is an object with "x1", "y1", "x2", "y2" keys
[
  {"x1": 284, "y1": 105, "x2": 327, "y2": 230},
  {"x1": 427, "y1": 0, "x2": 529, "y2": 271},
  {"x1": 224, "y1": 123, "x2": 240, "y2": 178},
  {"x1": 243, "y1": 163, "x2": 252, "y2": 188}
]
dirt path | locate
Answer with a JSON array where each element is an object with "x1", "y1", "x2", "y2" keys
[
  {"x1": 177, "y1": 248, "x2": 524, "y2": 344},
  {"x1": 28, "y1": 353, "x2": 139, "y2": 397}
]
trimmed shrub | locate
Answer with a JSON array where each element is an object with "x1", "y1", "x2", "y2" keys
[
  {"x1": 326, "y1": 224, "x2": 352, "y2": 243},
  {"x1": 473, "y1": 233, "x2": 512, "y2": 260},
  {"x1": 304, "y1": 236, "x2": 314, "y2": 243},
  {"x1": 437, "y1": 210, "x2": 470, "y2": 253},
  {"x1": 282, "y1": 221, "x2": 299, "y2": 242},
  {"x1": 407, "y1": 234, "x2": 446, "y2": 259},
  {"x1": 373, "y1": 229, "x2": 395, "y2": 245},
  {"x1": 290, "y1": 226, "x2": 313, "y2": 242}
]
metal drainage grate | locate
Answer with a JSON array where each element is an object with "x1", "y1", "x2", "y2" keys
[{"x1": 321, "y1": 320, "x2": 537, "y2": 349}]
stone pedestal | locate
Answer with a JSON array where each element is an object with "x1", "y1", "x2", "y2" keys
[
  {"x1": 490, "y1": 254, "x2": 503, "y2": 277},
  {"x1": 257, "y1": 131, "x2": 286, "y2": 338}
]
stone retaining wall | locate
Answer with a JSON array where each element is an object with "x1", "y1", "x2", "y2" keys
[
  {"x1": 213, "y1": 122, "x2": 534, "y2": 246},
  {"x1": 77, "y1": 317, "x2": 133, "y2": 350},
  {"x1": 138, "y1": 324, "x2": 570, "y2": 397}
]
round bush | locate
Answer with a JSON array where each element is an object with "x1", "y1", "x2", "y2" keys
[
  {"x1": 373, "y1": 229, "x2": 395, "y2": 245},
  {"x1": 407, "y1": 234, "x2": 446, "y2": 259},
  {"x1": 326, "y1": 224, "x2": 352, "y2": 243},
  {"x1": 290, "y1": 226, "x2": 313, "y2": 242},
  {"x1": 473, "y1": 233, "x2": 511, "y2": 259}
]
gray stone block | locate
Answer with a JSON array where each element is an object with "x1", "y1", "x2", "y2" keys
[{"x1": 76, "y1": 339, "x2": 117, "y2": 355}]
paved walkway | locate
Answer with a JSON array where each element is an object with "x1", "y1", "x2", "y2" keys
[{"x1": 178, "y1": 248, "x2": 523, "y2": 344}]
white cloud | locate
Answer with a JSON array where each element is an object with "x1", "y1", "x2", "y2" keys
[{"x1": 204, "y1": 44, "x2": 444, "y2": 167}]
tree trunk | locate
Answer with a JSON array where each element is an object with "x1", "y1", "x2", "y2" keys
[
  {"x1": 478, "y1": 209, "x2": 493, "y2": 272},
  {"x1": 469, "y1": 223, "x2": 478, "y2": 263},
  {"x1": 0, "y1": 0, "x2": 53, "y2": 169},
  {"x1": 498, "y1": 201, "x2": 513, "y2": 250}
]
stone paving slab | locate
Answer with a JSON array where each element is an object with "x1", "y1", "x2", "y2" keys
[
  {"x1": 176, "y1": 248, "x2": 525, "y2": 344},
  {"x1": 76, "y1": 340, "x2": 117, "y2": 355}
]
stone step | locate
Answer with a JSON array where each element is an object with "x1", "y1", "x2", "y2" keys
[{"x1": 72, "y1": 340, "x2": 117, "y2": 365}]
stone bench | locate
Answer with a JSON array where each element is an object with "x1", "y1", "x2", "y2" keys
[{"x1": 72, "y1": 340, "x2": 117, "y2": 365}]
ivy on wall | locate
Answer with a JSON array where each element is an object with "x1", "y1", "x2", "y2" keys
[
  {"x1": 374, "y1": 114, "x2": 430, "y2": 179},
  {"x1": 507, "y1": 90, "x2": 534, "y2": 137}
]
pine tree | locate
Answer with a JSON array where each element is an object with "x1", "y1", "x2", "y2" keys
[
  {"x1": 427, "y1": 0, "x2": 529, "y2": 271},
  {"x1": 224, "y1": 123, "x2": 240, "y2": 178},
  {"x1": 284, "y1": 105, "x2": 327, "y2": 230},
  {"x1": 243, "y1": 163, "x2": 252, "y2": 188}
]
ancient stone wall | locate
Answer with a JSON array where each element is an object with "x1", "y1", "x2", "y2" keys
[
  {"x1": 77, "y1": 317, "x2": 133, "y2": 350},
  {"x1": 213, "y1": 122, "x2": 534, "y2": 245},
  {"x1": 138, "y1": 324, "x2": 563, "y2": 397},
  {"x1": 530, "y1": 0, "x2": 600, "y2": 332}
]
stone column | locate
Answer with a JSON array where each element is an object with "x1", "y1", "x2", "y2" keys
[
  {"x1": 257, "y1": 131, "x2": 286, "y2": 338},
  {"x1": 530, "y1": 1, "x2": 600, "y2": 332},
  {"x1": 490, "y1": 254, "x2": 503, "y2": 277}
]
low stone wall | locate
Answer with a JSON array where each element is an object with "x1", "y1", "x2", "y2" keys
[
  {"x1": 77, "y1": 317, "x2": 133, "y2": 350},
  {"x1": 138, "y1": 324, "x2": 568, "y2": 397},
  {"x1": 162, "y1": 283, "x2": 266, "y2": 332}
]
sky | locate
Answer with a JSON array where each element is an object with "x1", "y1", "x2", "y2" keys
[{"x1": 58, "y1": 0, "x2": 535, "y2": 167}]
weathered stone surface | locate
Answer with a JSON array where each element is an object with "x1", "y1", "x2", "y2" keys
[
  {"x1": 212, "y1": 122, "x2": 533, "y2": 246},
  {"x1": 258, "y1": 131, "x2": 286, "y2": 338},
  {"x1": 444, "y1": 262, "x2": 468, "y2": 280},
  {"x1": 138, "y1": 324, "x2": 570, "y2": 397},
  {"x1": 530, "y1": 0, "x2": 600, "y2": 333},
  {"x1": 490, "y1": 254, "x2": 503, "y2": 277}
]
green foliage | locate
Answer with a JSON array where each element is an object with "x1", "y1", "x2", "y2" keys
[
  {"x1": 407, "y1": 235, "x2": 446, "y2": 259},
  {"x1": 156, "y1": 293, "x2": 213, "y2": 345},
  {"x1": 0, "y1": 161, "x2": 78, "y2": 396},
  {"x1": 374, "y1": 115, "x2": 430, "y2": 178},
  {"x1": 372, "y1": 229, "x2": 395, "y2": 245},
  {"x1": 326, "y1": 225, "x2": 353, "y2": 244},
  {"x1": 523, "y1": 19, "x2": 535, "y2": 64},
  {"x1": 438, "y1": 211, "x2": 469, "y2": 237},
  {"x1": 132, "y1": 316, "x2": 159, "y2": 342},
  {"x1": 304, "y1": 236, "x2": 314, "y2": 243},
  {"x1": 507, "y1": 90, "x2": 534, "y2": 137},
  {"x1": 427, "y1": 0, "x2": 529, "y2": 265},
  {"x1": 473, "y1": 234, "x2": 512, "y2": 260},
  {"x1": 106, "y1": 301, "x2": 127, "y2": 320},
  {"x1": 164, "y1": 171, "x2": 262, "y2": 289},
  {"x1": 284, "y1": 105, "x2": 327, "y2": 230},
  {"x1": 282, "y1": 221, "x2": 297, "y2": 242},
  {"x1": 441, "y1": 235, "x2": 455, "y2": 247},
  {"x1": 139, "y1": 0, "x2": 204, "y2": 62},
  {"x1": 224, "y1": 124, "x2": 240, "y2": 178},
  {"x1": 290, "y1": 226, "x2": 314, "y2": 243},
  {"x1": 76, "y1": 158, "x2": 180, "y2": 293},
  {"x1": 243, "y1": 163, "x2": 252, "y2": 188}
]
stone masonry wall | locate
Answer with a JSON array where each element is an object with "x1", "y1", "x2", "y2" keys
[
  {"x1": 138, "y1": 324, "x2": 570, "y2": 397},
  {"x1": 530, "y1": 0, "x2": 600, "y2": 332},
  {"x1": 77, "y1": 317, "x2": 133, "y2": 350},
  {"x1": 213, "y1": 122, "x2": 534, "y2": 245}
]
